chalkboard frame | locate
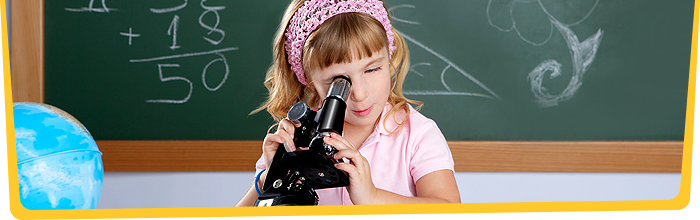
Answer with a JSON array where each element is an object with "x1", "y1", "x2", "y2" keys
[{"x1": 9, "y1": 0, "x2": 684, "y2": 172}]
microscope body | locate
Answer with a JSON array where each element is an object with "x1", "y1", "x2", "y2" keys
[{"x1": 255, "y1": 76, "x2": 351, "y2": 206}]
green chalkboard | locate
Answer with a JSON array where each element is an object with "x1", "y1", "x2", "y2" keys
[{"x1": 44, "y1": 0, "x2": 693, "y2": 141}]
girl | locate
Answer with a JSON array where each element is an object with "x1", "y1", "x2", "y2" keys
[{"x1": 236, "y1": 0, "x2": 459, "y2": 206}]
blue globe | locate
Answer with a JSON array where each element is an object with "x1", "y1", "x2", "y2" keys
[{"x1": 14, "y1": 102, "x2": 103, "y2": 210}]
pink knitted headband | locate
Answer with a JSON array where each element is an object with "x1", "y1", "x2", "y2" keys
[{"x1": 285, "y1": 0, "x2": 395, "y2": 85}]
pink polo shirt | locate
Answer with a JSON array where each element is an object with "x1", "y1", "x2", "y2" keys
[{"x1": 255, "y1": 102, "x2": 455, "y2": 205}]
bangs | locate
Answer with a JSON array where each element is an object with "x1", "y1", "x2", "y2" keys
[{"x1": 302, "y1": 12, "x2": 388, "y2": 75}]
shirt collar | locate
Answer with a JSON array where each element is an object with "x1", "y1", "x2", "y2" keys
[
  {"x1": 375, "y1": 102, "x2": 405, "y2": 136},
  {"x1": 359, "y1": 102, "x2": 406, "y2": 149}
]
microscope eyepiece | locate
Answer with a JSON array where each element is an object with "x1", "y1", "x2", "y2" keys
[{"x1": 327, "y1": 76, "x2": 351, "y2": 102}]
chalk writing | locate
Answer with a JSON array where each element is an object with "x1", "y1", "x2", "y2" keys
[
  {"x1": 202, "y1": 53, "x2": 230, "y2": 91},
  {"x1": 168, "y1": 15, "x2": 181, "y2": 50},
  {"x1": 134, "y1": 1, "x2": 233, "y2": 103},
  {"x1": 146, "y1": 64, "x2": 192, "y2": 104},
  {"x1": 99, "y1": 0, "x2": 235, "y2": 104},
  {"x1": 65, "y1": 0, "x2": 117, "y2": 13},
  {"x1": 129, "y1": 47, "x2": 238, "y2": 63},
  {"x1": 150, "y1": 1, "x2": 187, "y2": 50},
  {"x1": 119, "y1": 28, "x2": 140, "y2": 46},
  {"x1": 199, "y1": 1, "x2": 226, "y2": 45},
  {"x1": 150, "y1": 0, "x2": 188, "y2": 14}
]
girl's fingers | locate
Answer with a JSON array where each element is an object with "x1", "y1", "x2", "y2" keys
[
  {"x1": 278, "y1": 119, "x2": 298, "y2": 139},
  {"x1": 260, "y1": 119, "x2": 305, "y2": 171},
  {"x1": 262, "y1": 133, "x2": 283, "y2": 147},
  {"x1": 334, "y1": 161, "x2": 357, "y2": 174},
  {"x1": 273, "y1": 119, "x2": 296, "y2": 151},
  {"x1": 333, "y1": 148, "x2": 362, "y2": 161},
  {"x1": 271, "y1": 133, "x2": 295, "y2": 151},
  {"x1": 261, "y1": 134, "x2": 281, "y2": 168},
  {"x1": 337, "y1": 134, "x2": 355, "y2": 150},
  {"x1": 262, "y1": 118, "x2": 304, "y2": 167},
  {"x1": 324, "y1": 133, "x2": 354, "y2": 151},
  {"x1": 324, "y1": 135, "x2": 366, "y2": 168}
]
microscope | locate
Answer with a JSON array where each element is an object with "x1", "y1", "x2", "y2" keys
[{"x1": 255, "y1": 76, "x2": 352, "y2": 206}]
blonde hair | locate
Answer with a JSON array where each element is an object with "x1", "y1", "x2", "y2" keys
[{"x1": 252, "y1": 0, "x2": 422, "y2": 135}]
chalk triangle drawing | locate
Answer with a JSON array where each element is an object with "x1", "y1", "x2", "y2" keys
[
  {"x1": 400, "y1": 32, "x2": 502, "y2": 101},
  {"x1": 390, "y1": 4, "x2": 501, "y2": 100}
]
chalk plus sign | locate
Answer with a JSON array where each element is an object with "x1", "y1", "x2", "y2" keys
[{"x1": 119, "y1": 28, "x2": 140, "y2": 45}]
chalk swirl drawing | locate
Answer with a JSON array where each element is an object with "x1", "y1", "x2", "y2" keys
[
  {"x1": 390, "y1": 5, "x2": 502, "y2": 101},
  {"x1": 488, "y1": 0, "x2": 604, "y2": 107}
]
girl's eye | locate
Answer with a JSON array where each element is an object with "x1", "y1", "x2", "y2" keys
[{"x1": 365, "y1": 67, "x2": 381, "y2": 73}]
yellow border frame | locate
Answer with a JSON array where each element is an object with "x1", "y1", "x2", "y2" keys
[{"x1": 2, "y1": 0, "x2": 695, "y2": 218}]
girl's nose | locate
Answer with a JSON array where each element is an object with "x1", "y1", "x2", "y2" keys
[{"x1": 350, "y1": 79, "x2": 369, "y2": 102}]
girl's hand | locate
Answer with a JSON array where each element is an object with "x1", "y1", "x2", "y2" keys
[
  {"x1": 261, "y1": 118, "x2": 298, "y2": 169},
  {"x1": 324, "y1": 132, "x2": 377, "y2": 205}
]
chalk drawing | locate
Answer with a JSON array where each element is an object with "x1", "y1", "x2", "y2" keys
[
  {"x1": 409, "y1": 62, "x2": 430, "y2": 77},
  {"x1": 390, "y1": 5, "x2": 502, "y2": 101},
  {"x1": 527, "y1": 19, "x2": 603, "y2": 107},
  {"x1": 391, "y1": 1, "x2": 602, "y2": 106},
  {"x1": 487, "y1": 0, "x2": 599, "y2": 46},
  {"x1": 487, "y1": 0, "x2": 603, "y2": 107},
  {"x1": 65, "y1": 0, "x2": 117, "y2": 13},
  {"x1": 389, "y1": 5, "x2": 421, "y2": 25}
]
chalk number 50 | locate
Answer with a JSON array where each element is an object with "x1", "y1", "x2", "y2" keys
[{"x1": 147, "y1": 53, "x2": 229, "y2": 104}]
